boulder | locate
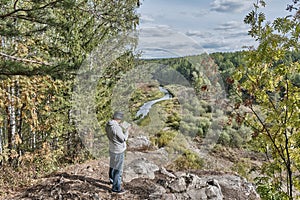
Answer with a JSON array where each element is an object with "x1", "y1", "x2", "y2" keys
[
  {"x1": 123, "y1": 157, "x2": 159, "y2": 182},
  {"x1": 127, "y1": 135, "x2": 151, "y2": 151}
]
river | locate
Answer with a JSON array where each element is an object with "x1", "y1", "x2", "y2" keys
[{"x1": 136, "y1": 86, "x2": 173, "y2": 119}]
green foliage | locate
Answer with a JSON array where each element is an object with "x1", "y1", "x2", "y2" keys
[
  {"x1": 231, "y1": 158, "x2": 252, "y2": 179},
  {"x1": 129, "y1": 82, "x2": 164, "y2": 121},
  {"x1": 231, "y1": 1, "x2": 300, "y2": 198},
  {"x1": 0, "y1": 0, "x2": 140, "y2": 197},
  {"x1": 165, "y1": 110, "x2": 181, "y2": 129},
  {"x1": 254, "y1": 176, "x2": 290, "y2": 200},
  {"x1": 151, "y1": 130, "x2": 178, "y2": 148},
  {"x1": 0, "y1": 0, "x2": 140, "y2": 77},
  {"x1": 169, "y1": 149, "x2": 204, "y2": 171},
  {"x1": 210, "y1": 51, "x2": 247, "y2": 94},
  {"x1": 96, "y1": 52, "x2": 138, "y2": 126},
  {"x1": 218, "y1": 132, "x2": 231, "y2": 146}
]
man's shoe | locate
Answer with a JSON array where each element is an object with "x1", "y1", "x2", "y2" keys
[{"x1": 111, "y1": 189, "x2": 127, "y2": 195}]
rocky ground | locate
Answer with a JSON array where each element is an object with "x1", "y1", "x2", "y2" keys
[
  {"x1": 3, "y1": 158, "x2": 260, "y2": 200},
  {"x1": 3, "y1": 150, "x2": 261, "y2": 200},
  {"x1": 2, "y1": 135, "x2": 263, "y2": 200}
]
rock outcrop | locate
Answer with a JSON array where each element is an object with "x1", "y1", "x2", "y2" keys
[
  {"x1": 124, "y1": 155, "x2": 260, "y2": 200},
  {"x1": 124, "y1": 135, "x2": 260, "y2": 199}
]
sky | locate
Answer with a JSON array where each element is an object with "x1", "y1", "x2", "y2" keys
[{"x1": 135, "y1": 0, "x2": 291, "y2": 58}]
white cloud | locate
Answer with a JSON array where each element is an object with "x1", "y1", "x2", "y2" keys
[
  {"x1": 191, "y1": 10, "x2": 210, "y2": 18},
  {"x1": 135, "y1": 0, "x2": 277, "y2": 56},
  {"x1": 136, "y1": 23, "x2": 256, "y2": 57},
  {"x1": 140, "y1": 14, "x2": 155, "y2": 23},
  {"x1": 186, "y1": 28, "x2": 254, "y2": 53},
  {"x1": 185, "y1": 31, "x2": 213, "y2": 38},
  {"x1": 214, "y1": 21, "x2": 246, "y2": 31},
  {"x1": 137, "y1": 26, "x2": 206, "y2": 58},
  {"x1": 210, "y1": 0, "x2": 252, "y2": 13}
]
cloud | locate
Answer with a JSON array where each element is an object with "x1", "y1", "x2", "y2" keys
[
  {"x1": 224, "y1": 31, "x2": 249, "y2": 39},
  {"x1": 210, "y1": 0, "x2": 252, "y2": 13},
  {"x1": 185, "y1": 31, "x2": 213, "y2": 38},
  {"x1": 200, "y1": 40, "x2": 241, "y2": 53},
  {"x1": 214, "y1": 21, "x2": 245, "y2": 31},
  {"x1": 191, "y1": 10, "x2": 209, "y2": 18},
  {"x1": 195, "y1": 34, "x2": 228, "y2": 50},
  {"x1": 137, "y1": 48, "x2": 180, "y2": 59},
  {"x1": 140, "y1": 14, "x2": 155, "y2": 23},
  {"x1": 194, "y1": 30, "x2": 255, "y2": 53},
  {"x1": 212, "y1": 21, "x2": 250, "y2": 41},
  {"x1": 137, "y1": 26, "x2": 206, "y2": 58},
  {"x1": 137, "y1": 25, "x2": 254, "y2": 57},
  {"x1": 138, "y1": 26, "x2": 173, "y2": 38}
]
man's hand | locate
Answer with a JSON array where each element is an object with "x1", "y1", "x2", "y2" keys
[{"x1": 121, "y1": 121, "x2": 131, "y2": 130}]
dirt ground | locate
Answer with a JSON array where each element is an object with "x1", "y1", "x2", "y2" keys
[{"x1": 2, "y1": 158, "x2": 164, "y2": 200}]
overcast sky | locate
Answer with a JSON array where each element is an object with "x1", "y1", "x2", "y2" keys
[{"x1": 135, "y1": 0, "x2": 291, "y2": 58}]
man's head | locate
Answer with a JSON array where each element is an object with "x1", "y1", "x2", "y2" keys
[{"x1": 113, "y1": 111, "x2": 124, "y2": 121}]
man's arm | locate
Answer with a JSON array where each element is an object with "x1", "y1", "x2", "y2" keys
[{"x1": 114, "y1": 125, "x2": 128, "y2": 143}]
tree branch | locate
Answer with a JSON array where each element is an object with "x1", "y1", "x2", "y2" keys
[
  {"x1": 249, "y1": 104, "x2": 287, "y2": 165},
  {"x1": 0, "y1": 0, "x2": 63, "y2": 19},
  {"x1": 0, "y1": 52, "x2": 50, "y2": 66}
]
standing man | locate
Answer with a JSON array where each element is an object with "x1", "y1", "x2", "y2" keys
[{"x1": 105, "y1": 111, "x2": 130, "y2": 194}]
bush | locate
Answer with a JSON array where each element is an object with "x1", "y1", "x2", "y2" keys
[
  {"x1": 230, "y1": 131, "x2": 243, "y2": 148},
  {"x1": 151, "y1": 130, "x2": 178, "y2": 148},
  {"x1": 169, "y1": 149, "x2": 204, "y2": 170},
  {"x1": 217, "y1": 131, "x2": 231, "y2": 146}
]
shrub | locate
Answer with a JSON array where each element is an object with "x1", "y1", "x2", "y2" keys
[
  {"x1": 169, "y1": 149, "x2": 204, "y2": 170},
  {"x1": 217, "y1": 131, "x2": 231, "y2": 146},
  {"x1": 151, "y1": 130, "x2": 178, "y2": 148}
]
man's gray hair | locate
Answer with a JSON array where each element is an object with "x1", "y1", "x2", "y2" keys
[{"x1": 113, "y1": 111, "x2": 124, "y2": 120}]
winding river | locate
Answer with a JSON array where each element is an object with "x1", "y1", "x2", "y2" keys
[{"x1": 136, "y1": 86, "x2": 173, "y2": 119}]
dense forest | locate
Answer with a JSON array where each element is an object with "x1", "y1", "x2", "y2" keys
[
  {"x1": 0, "y1": 0, "x2": 140, "y2": 194},
  {"x1": 0, "y1": 0, "x2": 299, "y2": 199}
]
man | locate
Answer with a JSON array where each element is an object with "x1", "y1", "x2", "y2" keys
[{"x1": 105, "y1": 111, "x2": 130, "y2": 194}]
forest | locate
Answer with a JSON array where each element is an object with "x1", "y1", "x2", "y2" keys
[{"x1": 0, "y1": 0, "x2": 299, "y2": 199}]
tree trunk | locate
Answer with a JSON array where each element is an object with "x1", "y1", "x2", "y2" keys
[
  {"x1": 7, "y1": 84, "x2": 16, "y2": 150},
  {"x1": 284, "y1": 130, "x2": 293, "y2": 199},
  {"x1": 0, "y1": 127, "x2": 3, "y2": 154}
]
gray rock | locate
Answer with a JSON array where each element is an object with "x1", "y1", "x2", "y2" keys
[
  {"x1": 169, "y1": 176, "x2": 187, "y2": 192},
  {"x1": 123, "y1": 157, "x2": 159, "y2": 182},
  {"x1": 161, "y1": 193, "x2": 176, "y2": 200},
  {"x1": 124, "y1": 149, "x2": 260, "y2": 199},
  {"x1": 160, "y1": 167, "x2": 176, "y2": 179},
  {"x1": 127, "y1": 135, "x2": 151, "y2": 150},
  {"x1": 205, "y1": 185, "x2": 223, "y2": 199},
  {"x1": 187, "y1": 188, "x2": 207, "y2": 200},
  {"x1": 147, "y1": 171, "x2": 260, "y2": 200}
]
